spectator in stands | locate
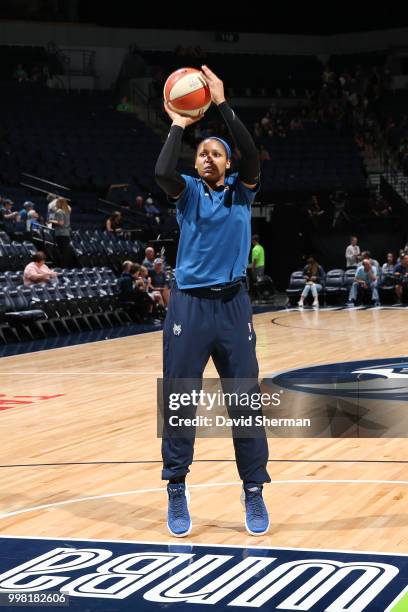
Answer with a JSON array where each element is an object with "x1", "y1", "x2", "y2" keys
[
  {"x1": 254, "y1": 122, "x2": 262, "y2": 140},
  {"x1": 393, "y1": 254, "x2": 408, "y2": 304},
  {"x1": 23, "y1": 251, "x2": 57, "y2": 286},
  {"x1": 137, "y1": 265, "x2": 166, "y2": 317},
  {"x1": 361, "y1": 250, "x2": 380, "y2": 271},
  {"x1": 322, "y1": 66, "x2": 335, "y2": 86},
  {"x1": 117, "y1": 262, "x2": 153, "y2": 321},
  {"x1": 251, "y1": 235, "x2": 265, "y2": 282},
  {"x1": 142, "y1": 246, "x2": 155, "y2": 271},
  {"x1": 144, "y1": 196, "x2": 160, "y2": 221},
  {"x1": 19, "y1": 201, "x2": 34, "y2": 224},
  {"x1": 307, "y1": 195, "x2": 325, "y2": 226},
  {"x1": 135, "y1": 195, "x2": 144, "y2": 210},
  {"x1": 46, "y1": 193, "x2": 57, "y2": 204},
  {"x1": 382, "y1": 252, "x2": 396, "y2": 275},
  {"x1": 345, "y1": 236, "x2": 360, "y2": 268},
  {"x1": 0, "y1": 199, "x2": 19, "y2": 233},
  {"x1": 116, "y1": 96, "x2": 134, "y2": 113},
  {"x1": 347, "y1": 258, "x2": 380, "y2": 307},
  {"x1": 149, "y1": 258, "x2": 170, "y2": 306},
  {"x1": 381, "y1": 252, "x2": 396, "y2": 290},
  {"x1": 13, "y1": 63, "x2": 28, "y2": 82},
  {"x1": 48, "y1": 197, "x2": 73, "y2": 267},
  {"x1": 298, "y1": 257, "x2": 325, "y2": 308},
  {"x1": 1, "y1": 199, "x2": 18, "y2": 218},
  {"x1": 27, "y1": 210, "x2": 40, "y2": 231},
  {"x1": 46, "y1": 193, "x2": 58, "y2": 226},
  {"x1": 260, "y1": 112, "x2": 272, "y2": 131},
  {"x1": 122, "y1": 260, "x2": 133, "y2": 273},
  {"x1": 397, "y1": 249, "x2": 407, "y2": 264},
  {"x1": 105, "y1": 211, "x2": 123, "y2": 235},
  {"x1": 31, "y1": 65, "x2": 43, "y2": 83},
  {"x1": 47, "y1": 200, "x2": 58, "y2": 226},
  {"x1": 331, "y1": 190, "x2": 350, "y2": 228},
  {"x1": 259, "y1": 145, "x2": 271, "y2": 161},
  {"x1": 118, "y1": 262, "x2": 140, "y2": 294},
  {"x1": 138, "y1": 265, "x2": 153, "y2": 290}
]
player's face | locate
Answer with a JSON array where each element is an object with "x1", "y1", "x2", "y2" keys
[{"x1": 195, "y1": 140, "x2": 231, "y2": 184}]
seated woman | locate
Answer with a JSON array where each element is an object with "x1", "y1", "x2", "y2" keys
[
  {"x1": 137, "y1": 265, "x2": 166, "y2": 319},
  {"x1": 105, "y1": 211, "x2": 123, "y2": 234},
  {"x1": 382, "y1": 252, "x2": 396, "y2": 276},
  {"x1": 298, "y1": 257, "x2": 325, "y2": 308}
]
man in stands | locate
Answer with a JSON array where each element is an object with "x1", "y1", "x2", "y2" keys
[
  {"x1": 345, "y1": 235, "x2": 360, "y2": 268},
  {"x1": 27, "y1": 209, "x2": 41, "y2": 231},
  {"x1": 117, "y1": 262, "x2": 153, "y2": 321},
  {"x1": 144, "y1": 197, "x2": 161, "y2": 224},
  {"x1": 360, "y1": 250, "x2": 380, "y2": 272},
  {"x1": 144, "y1": 196, "x2": 160, "y2": 217},
  {"x1": 23, "y1": 251, "x2": 57, "y2": 286},
  {"x1": 251, "y1": 234, "x2": 265, "y2": 282},
  {"x1": 1, "y1": 199, "x2": 19, "y2": 224},
  {"x1": 19, "y1": 201, "x2": 35, "y2": 224},
  {"x1": 347, "y1": 258, "x2": 380, "y2": 307},
  {"x1": 394, "y1": 253, "x2": 408, "y2": 304},
  {"x1": 149, "y1": 258, "x2": 170, "y2": 306},
  {"x1": 142, "y1": 246, "x2": 155, "y2": 271}
]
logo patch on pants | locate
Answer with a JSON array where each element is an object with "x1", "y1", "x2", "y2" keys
[{"x1": 173, "y1": 323, "x2": 182, "y2": 336}]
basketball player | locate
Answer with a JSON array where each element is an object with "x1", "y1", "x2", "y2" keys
[{"x1": 155, "y1": 65, "x2": 270, "y2": 537}]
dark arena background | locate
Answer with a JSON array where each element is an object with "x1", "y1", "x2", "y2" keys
[{"x1": 0, "y1": 3, "x2": 407, "y2": 611}]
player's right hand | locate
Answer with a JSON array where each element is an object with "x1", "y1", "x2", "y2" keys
[{"x1": 163, "y1": 101, "x2": 203, "y2": 128}]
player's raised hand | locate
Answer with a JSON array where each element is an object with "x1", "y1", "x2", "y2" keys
[
  {"x1": 201, "y1": 65, "x2": 226, "y2": 105},
  {"x1": 163, "y1": 101, "x2": 204, "y2": 128}
]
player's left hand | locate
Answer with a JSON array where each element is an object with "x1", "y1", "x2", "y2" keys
[{"x1": 201, "y1": 65, "x2": 225, "y2": 105}]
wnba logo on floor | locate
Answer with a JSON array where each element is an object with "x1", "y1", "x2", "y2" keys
[{"x1": 0, "y1": 538, "x2": 406, "y2": 610}]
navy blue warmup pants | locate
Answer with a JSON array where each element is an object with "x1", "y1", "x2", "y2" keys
[{"x1": 161, "y1": 283, "x2": 270, "y2": 484}]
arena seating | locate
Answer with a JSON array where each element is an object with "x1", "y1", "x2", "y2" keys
[
  {"x1": 143, "y1": 51, "x2": 323, "y2": 97},
  {"x1": 0, "y1": 83, "x2": 162, "y2": 194},
  {"x1": 328, "y1": 51, "x2": 388, "y2": 74},
  {"x1": 0, "y1": 266, "x2": 138, "y2": 343},
  {"x1": 260, "y1": 128, "x2": 366, "y2": 193},
  {"x1": 286, "y1": 268, "x2": 400, "y2": 306},
  {"x1": 0, "y1": 45, "x2": 62, "y2": 79}
]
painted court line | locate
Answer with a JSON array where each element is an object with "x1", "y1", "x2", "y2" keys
[{"x1": 1, "y1": 479, "x2": 408, "y2": 520}]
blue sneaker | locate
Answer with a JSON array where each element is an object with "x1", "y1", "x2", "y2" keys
[
  {"x1": 167, "y1": 483, "x2": 192, "y2": 537},
  {"x1": 241, "y1": 485, "x2": 269, "y2": 536}
]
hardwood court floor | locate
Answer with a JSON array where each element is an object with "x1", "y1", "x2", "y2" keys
[{"x1": 0, "y1": 307, "x2": 407, "y2": 552}]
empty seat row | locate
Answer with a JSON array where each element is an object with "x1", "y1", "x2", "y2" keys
[{"x1": 0, "y1": 241, "x2": 37, "y2": 271}]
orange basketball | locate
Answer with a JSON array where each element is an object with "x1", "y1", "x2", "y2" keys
[{"x1": 164, "y1": 68, "x2": 211, "y2": 118}]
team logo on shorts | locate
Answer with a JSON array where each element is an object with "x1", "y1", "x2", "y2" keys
[{"x1": 173, "y1": 323, "x2": 182, "y2": 336}]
